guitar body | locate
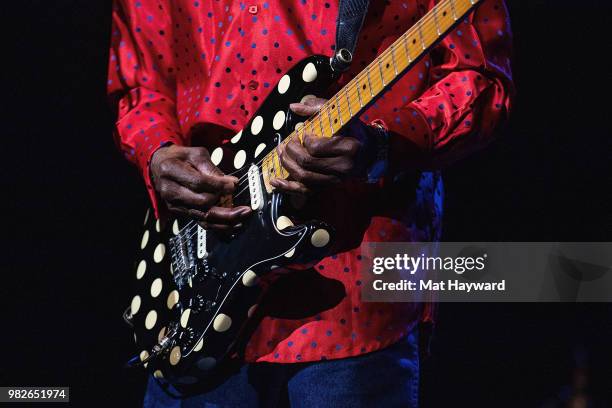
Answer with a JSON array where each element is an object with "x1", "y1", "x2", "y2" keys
[
  {"x1": 127, "y1": 55, "x2": 338, "y2": 389},
  {"x1": 124, "y1": 0, "x2": 484, "y2": 390}
]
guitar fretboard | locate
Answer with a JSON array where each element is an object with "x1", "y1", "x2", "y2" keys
[{"x1": 261, "y1": 0, "x2": 481, "y2": 186}]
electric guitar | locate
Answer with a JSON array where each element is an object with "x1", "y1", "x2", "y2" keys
[{"x1": 124, "y1": 0, "x2": 483, "y2": 390}]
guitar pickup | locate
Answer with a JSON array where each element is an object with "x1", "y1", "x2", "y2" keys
[
  {"x1": 197, "y1": 225, "x2": 207, "y2": 259},
  {"x1": 248, "y1": 164, "x2": 264, "y2": 211}
]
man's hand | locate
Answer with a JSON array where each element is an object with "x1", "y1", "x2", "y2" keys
[
  {"x1": 270, "y1": 97, "x2": 362, "y2": 195},
  {"x1": 150, "y1": 145, "x2": 251, "y2": 231}
]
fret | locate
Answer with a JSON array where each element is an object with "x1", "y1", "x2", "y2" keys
[
  {"x1": 335, "y1": 95, "x2": 344, "y2": 126},
  {"x1": 355, "y1": 80, "x2": 364, "y2": 107},
  {"x1": 344, "y1": 86, "x2": 354, "y2": 117},
  {"x1": 433, "y1": 6, "x2": 441, "y2": 36},
  {"x1": 390, "y1": 44, "x2": 398, "y2": 75},
  {"x1": 402, "y1": 35, "x2": 412, "y2": 63},
  {"x1": 377, "y1": 58, "x2": 386, "y2": 87},
  {"x1": 450, "y1": 0, "x2": 458, "y2": 20},
  {"x1": 317, "y1": 114, "x2": 326, "y2": 137},
  {"x1": 380, "y1": 54, "x2": 396, "y2": 87},
  {"x1": 365, "y1": 67, "x2": 374, "y2": 97},
  {"x1": 323, "y1": 104, "x2": 335, "y2": 134},
  {"x1": 271, "y1": 151, "x2": 281, "y2": 178},
  {"x1": 417, "y1": 22, "x2": 426, "y2": 50}
]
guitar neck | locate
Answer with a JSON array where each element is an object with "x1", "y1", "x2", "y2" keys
[{"x1": 262, "y1": 0, "x2": 482, "y2": 183}]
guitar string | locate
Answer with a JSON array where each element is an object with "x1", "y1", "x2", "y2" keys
[
  {"x1": 174, "y1": 0, "x2": 476, "y2": 241},
  {"x1": 175, "y1": 0, "x2": 474, "y2": 242}
]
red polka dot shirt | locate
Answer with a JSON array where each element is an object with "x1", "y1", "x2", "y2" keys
[{"x1": 108, "y1": 0, "x2": 513, "y2": 363}]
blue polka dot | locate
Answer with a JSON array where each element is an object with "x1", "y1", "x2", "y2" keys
[
  {"x1": 287, "y1": 341, "x2": 294, "y2": 347},
  {"x1": 326, "y1": 330, "x2": 332, "y2": 336},
  {"x1": 311, "y1": 341, "x2": 317, "y2": 348},
  {"x1": 301, "y1": 328, "x2": 308, "y2": 334}
]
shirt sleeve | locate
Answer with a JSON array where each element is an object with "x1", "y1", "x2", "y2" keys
[
  {"x1": 107, "y1": 0, "x2": 184, "y2": 214},
  {"x1": 371, "y1": 0, "x2": 514, "y2": 172}
]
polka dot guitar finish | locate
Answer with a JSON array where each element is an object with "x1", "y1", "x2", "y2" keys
[
  {"x1": 126, "y1": 56, "x2": 338, "y2": 392},
  {"x1": 124, "y1": 0, "x2": 483, "y2": 392}
]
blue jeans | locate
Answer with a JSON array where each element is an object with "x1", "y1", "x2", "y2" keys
[{"x1": 143, "y1": 331, "x2": 419, "y2": 408}]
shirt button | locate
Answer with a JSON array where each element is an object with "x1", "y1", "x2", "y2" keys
[
  {"x1": 248, "y1": 80, "x2": 259, "y2": 90},
  {"x1": 248, "y1": 5, "x2": 258, "y2": 14}
]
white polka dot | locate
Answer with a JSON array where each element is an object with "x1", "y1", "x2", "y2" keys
[
  {"x1": 153, "y1": 370, "x2": 164, "y2": 379},
  {"x1": 136, "y1": 260, "x2": 147, "y2": 280},
  {"x1": 172, "y1": 220, "x2": 179, "y2": 235},
  {"x1": 143, "y1": 209, "x2": 150, "y2": 225},
  {"x1": 140, "y1": 230, "x2": 149, "y2": 249},
  {"x1": 210, "y1": 147, "x2": 223, "y2": 166},
  {"x1": 233, "y1": 150, "x2": 247, "y2": 169},
  {"x1": 213, "y1": 314, "x2": 232, "y2": 332},
  {"x1": 140, "y1": 350, "x2": 149, "y2": 367},
  {"x1": 131, "y1": 295, "x2": 141, "y2": 315},
  {"x1": 251, "y1": 116, "x2": 264, "y2": 135},
  {"x1": 231, "y1": 130, "x2": 243, "y2": 144},
  {"x1": 193, "y1": 338, "x2": 204, "y2": 352},
  {"x1": 196, "y1": 357, "x2": 217, "y2": 371},
  {"x1": 273, "y1": 110, "x2": 286, "y2": 130},
  {"x1": 150, "y1": 278, "x2": 163, "y2": 298},
  {"x1": 284, "y1": 248, "x2": 295, "y2": 258},
  {"x1": 247, "y1": 304, "x2": 258, "y2": 318},
  {"x1": 145, "y1": 310, "x2": 157, "y2": 330},
  {"x1": 254, "y1": 143, "x2": 266, "y2": 158},
  {"x1": 302, "y1": 62, "x2": 318, "y2": 82},
  {"x1": 153, "y1": 244, "x2": 166, "y2": 263},
  {"x1": 180, "y1": 308, "x2": 191, "y2": 328},
  {"x1": 242, "y1": 270, "x2": 258, "y2": 287},
  {"x1": 311, "y1": 229, "x2": 330, "y2": 248},
  {"x1": 158, "y1": 326, "x2": 167, "y2": 342},
  {"x1": 167, "y1": 290, "x2": 179, "y2": 309},
  {"x1": 155, "y1": 219, "x2": 161, "y2": 233},
  {"x1": 276, "y1": 216, "x2": 293, "y2": 230},
  {"x1": 169, "y1": 346, "x2": 181, "y2": 366},
  {"x1": 277, "y1": 75, "x2": 291, "y2": 94}
]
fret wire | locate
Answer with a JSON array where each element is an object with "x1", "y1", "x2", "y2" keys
[
  {"x1": 390, "y1": 43, "x2": 398, "y2": 76},
  {"x1": 324, "y1": 104, "x2": 335, "y2": 134},
  {"x1": 335, "y1": 94, "x2": 344, "y2": 126},
  {"x1": 366, "y1": 67, "x2": 374, "y2": 97},
  {"x1": 355, "y1": 80, "x2": 364, "y2": 107},
  {"x1": 402, "y1": 34, "x2": 412, "y2": 63},
  {"x1": 450, "y1": 0, "x2": 458, "y2": 20},
  {"x1": 433, "y1": 6, "x2": 441, "y2": 35},
  {"x1": 344, "y1": 87, "x2": 353, "y2": 117},
  {"x1": 418, "y1": 22, "x2": 426, "y2": 50},
  {"x1": 377, "y1": 58, "x2": 386, "y2": 86},
  {"x1": 318, "y1": 113, "x2": 326, "y2": 137}
]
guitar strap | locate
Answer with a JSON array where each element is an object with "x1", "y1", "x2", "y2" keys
[{"x1": 331, "y1": 0, "x2": 370, "y2": 72}]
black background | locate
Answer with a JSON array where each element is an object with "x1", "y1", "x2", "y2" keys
[{"x1": 2, "y1": 1, "x2": 611, "y2": 407}]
